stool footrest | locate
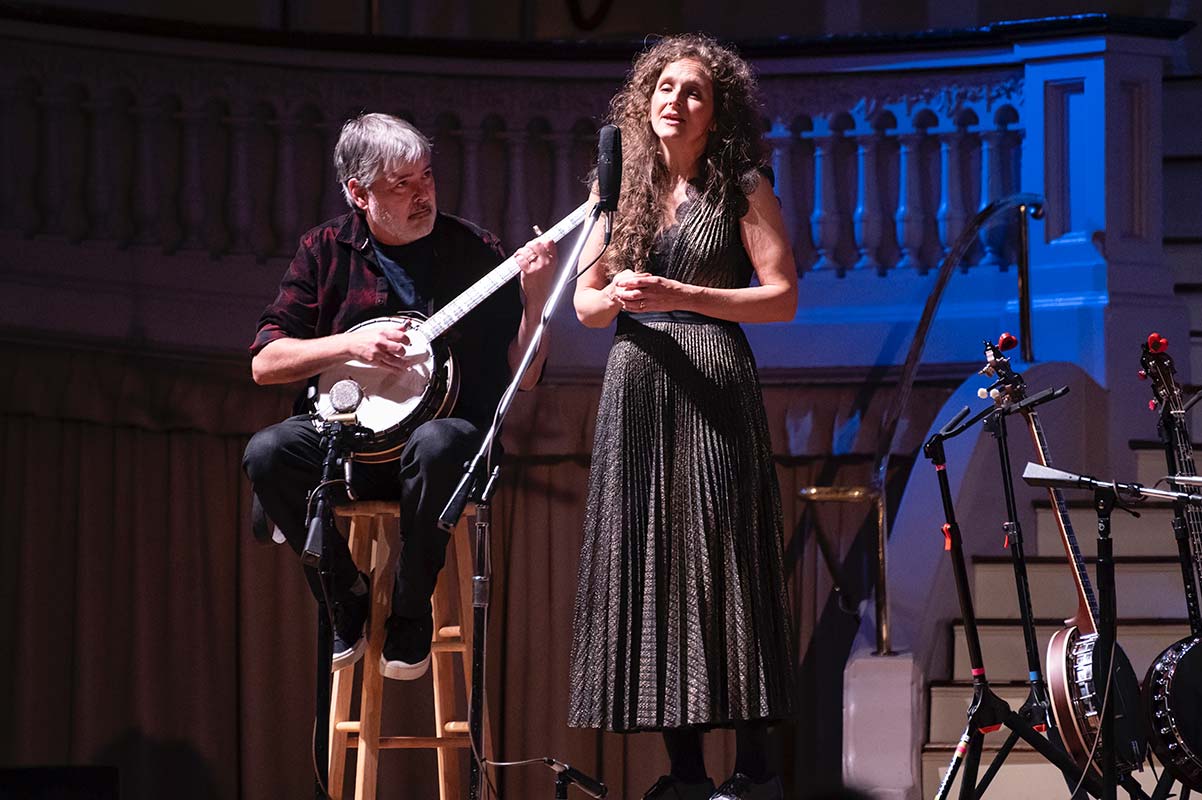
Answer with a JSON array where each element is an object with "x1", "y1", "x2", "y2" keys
[
  {"x1": 347, "y1": 734, "x2": 472, "y2": 750},
  {"x1": 336, "y1": 721, "x2": 469, "y2": 736},
  {"x1": 438, "y1": 625, "x2": 462, "y2": 639}
]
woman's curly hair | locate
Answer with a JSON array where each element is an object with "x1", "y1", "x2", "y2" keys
[{"x1": 604, "y1": 33, "x2": 764, "y2": 278}]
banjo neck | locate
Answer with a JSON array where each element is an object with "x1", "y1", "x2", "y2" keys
[
  {"x1": 1167, "y1": 415, "x2": 1202, "y2": 633},
  {"x1": 1023, "y1": 407, "x2": 1099, "y2": 634},
  {"x1": 419, "y1": 200, "x2": 592, "y2": 341},
  {"x1": 1159, "y1": 384, "x2": 1202, "y2": 634}
]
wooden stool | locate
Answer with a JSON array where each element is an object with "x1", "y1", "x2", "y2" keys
[{"x1": 327, "y1": 500, "x2": 489, "y2": 800}]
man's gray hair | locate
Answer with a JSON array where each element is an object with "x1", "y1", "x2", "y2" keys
[{"x1": 335, "y1": 113, "x2": 432, "y2": 207}]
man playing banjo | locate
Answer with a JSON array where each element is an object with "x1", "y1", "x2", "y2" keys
[{"x1": 243, "y1": 112, "x2": 555, "y2": 679}]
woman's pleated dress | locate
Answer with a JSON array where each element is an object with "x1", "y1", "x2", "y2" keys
[{"x1": 568, "y1": 182, "x2": 796, "y2": 732}]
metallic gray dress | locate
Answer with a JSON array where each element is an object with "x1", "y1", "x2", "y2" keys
[{"x1": 568, "y1": 183, "x2": 796, "y2": 733}]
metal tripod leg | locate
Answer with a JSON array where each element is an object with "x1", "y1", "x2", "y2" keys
[
  {"x1": 935, "y1": 727, "x2": 974, "y2": 800},
  {"x1": 974, "y1": 729, "x2": 1021, "y2": 796}
]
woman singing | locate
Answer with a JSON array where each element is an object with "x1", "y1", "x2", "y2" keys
[{"x1": 565, "y1": 33, "x2": 798, "y2": 800}]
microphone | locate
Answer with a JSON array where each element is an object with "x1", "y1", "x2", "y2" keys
[
  {"x1": 596, "y1": 124, "x2": 622, "y2": 244},
  {"x1": 544, "y1": 758, "x2": 607, "y2": 798},
  {"x1": 1170, "y1": 475, "x2": 1202, "y2": 487},
  {"x1": 329, "y1": 378, "x2": 364, "y2": 413}
]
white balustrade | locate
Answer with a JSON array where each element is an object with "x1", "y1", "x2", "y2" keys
[
  {"x1": 0, "y1": 29, "x2": 1034, "y2": 278},
  {"x1": 28, "y1": 17, "x2": 1180, "y2": 382}
]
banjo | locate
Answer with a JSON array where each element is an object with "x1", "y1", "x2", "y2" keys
[
  {"x1": 313, "y1": 200, "x2": 592, "y2": 463},
  {"x1": 1139, "y1": 331, "x2": 1202, "y2": 791}
]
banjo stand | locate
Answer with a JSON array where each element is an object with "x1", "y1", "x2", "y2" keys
[
  {"x1": 975, "y1": 389, "x2": 1072, "y2": 793},
  {"x1": 927, "y1": 403, "x2": 1108, "y2": 800}
]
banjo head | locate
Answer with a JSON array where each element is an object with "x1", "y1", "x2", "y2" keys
[
  {"x1": 313, "y1": 314, "x2": 457, "y2": 461},
  {"x1": 1145, "y1": 635, "x2": 1202, "y2": 790}
]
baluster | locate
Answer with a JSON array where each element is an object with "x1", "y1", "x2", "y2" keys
[
  {"x1": 853, "y1": 129, "x2": 882, "y2": 272},
  {"x1": 765, "y1": 120, "x2": 800, "y2": 262},
  {"x1": 0, "y1": 83, "x2": 14, "y2": 230},
  {"x1": 38, "y1": 84, "x2": 71, "y2": 237},
  {"x1": 12, "y1": 83, "x2": 41, "y2": 237},
  {"x1": 178, "y1": 101, "x2": 207, "y2": 250},
  {"x1": 549, "y1": 127, "x2": 578, "y2": 220},
  {"x1": 894, "y1": 132, "x2": 924, "y2": 270},
  {"x1": 458, "y1": 126, "x2": 484, "y2": 226},
  {"x1": 274, "y1": 116, "x2": 300, "y2": 252},
  {"x1": 808, "y1": 128, "x2": 841, "y2": 272},
  {"x1": 936, "y1": 128, "x2": 966, "y2": 260},
  {"x1": 132, "y1": 97, "x2": 162, "y2": 245},
  {"x1": 226, "y1": 105, "x2": 254, "y2": 254},
  {"x1": 504, "y1": 128, "x2": 531, "y2": 250},
  {"x1": 85, "y1": 91, "x2": 115, "y2": 241},
  {"x1": 977, "y1": 129, "x2": 1003, "y2": 267}
]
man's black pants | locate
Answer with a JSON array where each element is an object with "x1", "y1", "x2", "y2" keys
[{"x1": 242, "y1": 415, "x2": 481, "y2": 618}]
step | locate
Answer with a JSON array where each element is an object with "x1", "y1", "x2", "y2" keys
[
  {"x1": 1163, "y1": 76, "x2": 1202, "y2": 158},
  {"x1": 951, "y1": 619, "x2": 1190, "y2": 681},
  {"x1": 1178, "y1": 282, "x2": 1202, "y2": 334},
  {"x1": 1129, "y1": 442, "x2": 1202, "y2": 487},
  {"x1": 972, "y1": 556, "x2": 1189, "y2": 620},
  {"x1": 1164, "y1": 159, "x2": 1202, "y2": 239},
  {"x1": 1035, "y1": 502, "x2": 1180, "y2": 557},
  {"x1": 1164, "y1": 241, "x2": 1201, "y2": 289},
  {"x1": 1132, "y1": 445, "x2": 1172, "y2": 486},
  {"x1": 928, "y1": 682, "x2": 1034, "y2": 745},
  {"x1": 921, "y1": 743, "x2": 1163, "y2": 799}
]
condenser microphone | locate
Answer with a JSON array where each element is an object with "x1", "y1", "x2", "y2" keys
[
  {"x1": 596, "y1": 124, "x2": 622, "y2": 244},
  {"x1": 1169, "y1": 475, "x2": 1202, "y2": 487}
]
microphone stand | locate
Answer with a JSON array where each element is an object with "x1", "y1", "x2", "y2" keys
[
  {"x1": 439, "y1": 203, "x2": 608, "y2": 800},
  {"x1": 1023, "y1": 463, "x2": 1202, "y2": 800},
  {"x1": 926, "y1": 401, "x2": 1108, "y2": 800},
  {"x1": 300, "y1": 413, "x2": 373, "y2": 799}
]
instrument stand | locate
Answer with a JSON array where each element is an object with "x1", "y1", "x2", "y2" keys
[
  {"x1": 439, "y1": 204, "x2": 607, "y2": 799},
  {"x1": 978, "y1": 401, "x2": 1069, "y2": 795},
  {"x1": 300, "y1": 415, "x2": 373, "y2": 799},
  {"x1": 927, "y1": 406, "x2": 1112, "y2": 800}
]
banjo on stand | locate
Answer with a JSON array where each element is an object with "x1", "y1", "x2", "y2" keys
[
  {"x1": 980, "y1": 334, "x2": 1148, "y2": 779},
  {"x1": 312, "y1": 201, "x2": 591, "y2": 463},
  {"x1": 1139, "y1": 331, "x2": 1202, "y2": 791}
]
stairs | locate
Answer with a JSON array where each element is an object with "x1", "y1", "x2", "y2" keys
[{"x1": 920, "y1": 442, "x2": 1195, "y2": 796}]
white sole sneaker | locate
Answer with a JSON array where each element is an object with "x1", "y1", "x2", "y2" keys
[
  {"x1": 380, "y1": 652, "x2": 431, "y2": 681},
  {"x1": 331, "y1": 636, "x2": 366, "y2": 671}
]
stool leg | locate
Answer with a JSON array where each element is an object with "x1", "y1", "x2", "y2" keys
[
  {"x1": 432, "y1": 542, "x2": 462, "y2": 800},
  {"x1": 355, "y1": 515, "x2": 396, "y2": 800},
  {"x1": 329, "y1": 516, "x2": 371, "y2": 800}
]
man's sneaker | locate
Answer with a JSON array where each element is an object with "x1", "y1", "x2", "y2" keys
[
  {"x1": 331, "y1": 574, "x2": 369, "y2": 671},
  {"x1": 380, "y1": 613, "x2": 434, "y2": 680}
]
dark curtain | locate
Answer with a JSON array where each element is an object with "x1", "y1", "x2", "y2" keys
[{"x1": 0, "y1": 340, "x2": 953, "y2": 798}]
